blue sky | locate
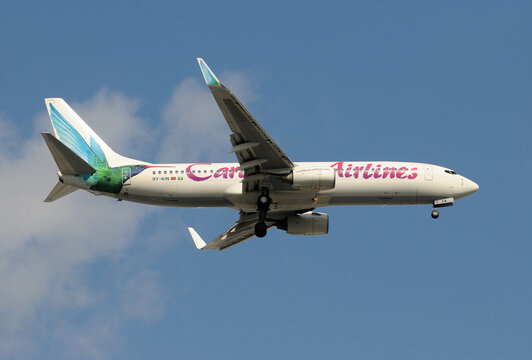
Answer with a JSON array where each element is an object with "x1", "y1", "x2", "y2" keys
[{"x1": 1, "y1": 1, "x2": 531, "y2": 359}]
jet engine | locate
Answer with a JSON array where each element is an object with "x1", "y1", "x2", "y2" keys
[
  {"x1": 283, "y1": 167, "x2": 336, "y2": 191},
  {"x1": 284, "y1": 212, "x2": 329, "y2": 235}
]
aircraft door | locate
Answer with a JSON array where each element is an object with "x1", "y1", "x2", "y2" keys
[
  {"x1": 424, "y1": 165, "x2": 433, "y2": 181},
  {"x1": 122, "y1": 167, "x2": 131, "y2": 186}
]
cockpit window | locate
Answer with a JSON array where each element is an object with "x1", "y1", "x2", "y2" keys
[{"x1": 444, "y1": 170, "x2": 458, "y2": 175}]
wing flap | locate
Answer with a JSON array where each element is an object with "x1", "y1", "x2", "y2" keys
[
  {"x1": 207, "y1": 220, "x2": 261, "y2": 251},
  {"x1": 213, "y1": 88, "x2": 294, "y2": 170}
]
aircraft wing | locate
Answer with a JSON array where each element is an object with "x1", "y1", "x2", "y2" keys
[
  {"x1": 197, "y1": 58, "x2": 294, "y2": 192},
  {"x1": 188, "y1": 212, "x2": 277, "y2": 251}
]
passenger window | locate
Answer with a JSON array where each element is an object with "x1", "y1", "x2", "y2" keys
[
  {"x1": 164, "y1": 171, "x2": 167, "y2": 175},
  {"x1": 152, "y1": 171, "x2": 155, "y2": 175},
  {"x1": 158, "y1": 171, "x2": 161, "y2": 175}
]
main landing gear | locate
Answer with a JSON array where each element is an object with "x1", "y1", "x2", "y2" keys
[
  {"x1": 254, "y1": 221, "x2": 267, "y2": 238},
  {"x1": 431, "y1": 208, "x2": 439, "y2": 219},
  {"x1": 255, "y1": 187, "x2": 271, "y2": 238}
]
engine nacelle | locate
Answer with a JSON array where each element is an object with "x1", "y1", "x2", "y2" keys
[
  {"x1": 286, "y1": 212, "x2": 329, "y2": 235},
  {"x1": 283, "y1": 166, "x2": 336, "y2": 191}
]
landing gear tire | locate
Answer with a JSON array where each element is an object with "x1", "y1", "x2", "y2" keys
[
  {"x1": 255, "y1": 221, "x2": 267, "y2": 238},
  {"x1": 431, "y1": 209, "x2": 439, "y2": 219},
  {"x1": 257, "y1": 194, "x2": 271, "y2": 211}
]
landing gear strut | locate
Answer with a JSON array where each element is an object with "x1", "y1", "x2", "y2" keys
[
  {"x1": 431, "y1": 208, "x2": 439, "y2": 219},
  {"x1": 255, "y1": 187, "x2": 271, "y2": 237},
  {"x1": 257, "y1": 194, "x2": 271, "y2": 212}
]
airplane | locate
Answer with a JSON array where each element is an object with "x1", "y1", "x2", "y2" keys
[{"x1": 42, "y1": 58, "x2": 479, "y2": 251}]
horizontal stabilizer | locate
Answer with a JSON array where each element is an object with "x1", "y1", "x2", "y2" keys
[
  {"x1": 44, "y1": 181, "x2": 78, "y2": 202},
  {"x1": 42, "y1": 132, "x2": 95, "y2": 175}
]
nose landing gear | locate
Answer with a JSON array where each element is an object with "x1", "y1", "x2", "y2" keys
[{"x1": 431, "y1": 197, "x2": 454, "y2": 219}]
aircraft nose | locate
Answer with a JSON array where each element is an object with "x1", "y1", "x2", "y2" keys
[{"x1": 463, "y1": 178, "x2": 479, "y2": 196}]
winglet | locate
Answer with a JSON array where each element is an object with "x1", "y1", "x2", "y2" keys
[
  {"x1": 197, "y1": 58, "x2": 221, "y2": 86},
  {"x1": 188, "y1": 227, "x2": 207, "y2": 249}
]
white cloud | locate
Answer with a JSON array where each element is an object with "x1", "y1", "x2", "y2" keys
[
  {"x1": 0, "y1": 113, "x2": 18, "y2": 158},
  {"x1": 158, "y1": 78, "x2": 231, "y2": 163},
  {"x1": 120, "y1": 270, "x2": 166, "y2": 321},
  {"x1": 0, "y1": 69, "x2": 254, "y2": 358},
  {"x1": 0, "y1": 90, "x2": 155, "y2": 359},
  {"x1": 72, "y1": 88, "x2": 155, "y2": 160},
  {"x1": 157, "y1": 71, "x2": 257, "y2": 163},
  {"x1": 221, "y1": 70, "x2": 259, "y2": 104},
  {"x1": 52, "y1": 315, "x2": 120, "y2": 360}
]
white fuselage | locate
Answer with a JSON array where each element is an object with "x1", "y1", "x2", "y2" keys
[{"x1": 68, "y1": 161, "x2": 478, "y2": 213}]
